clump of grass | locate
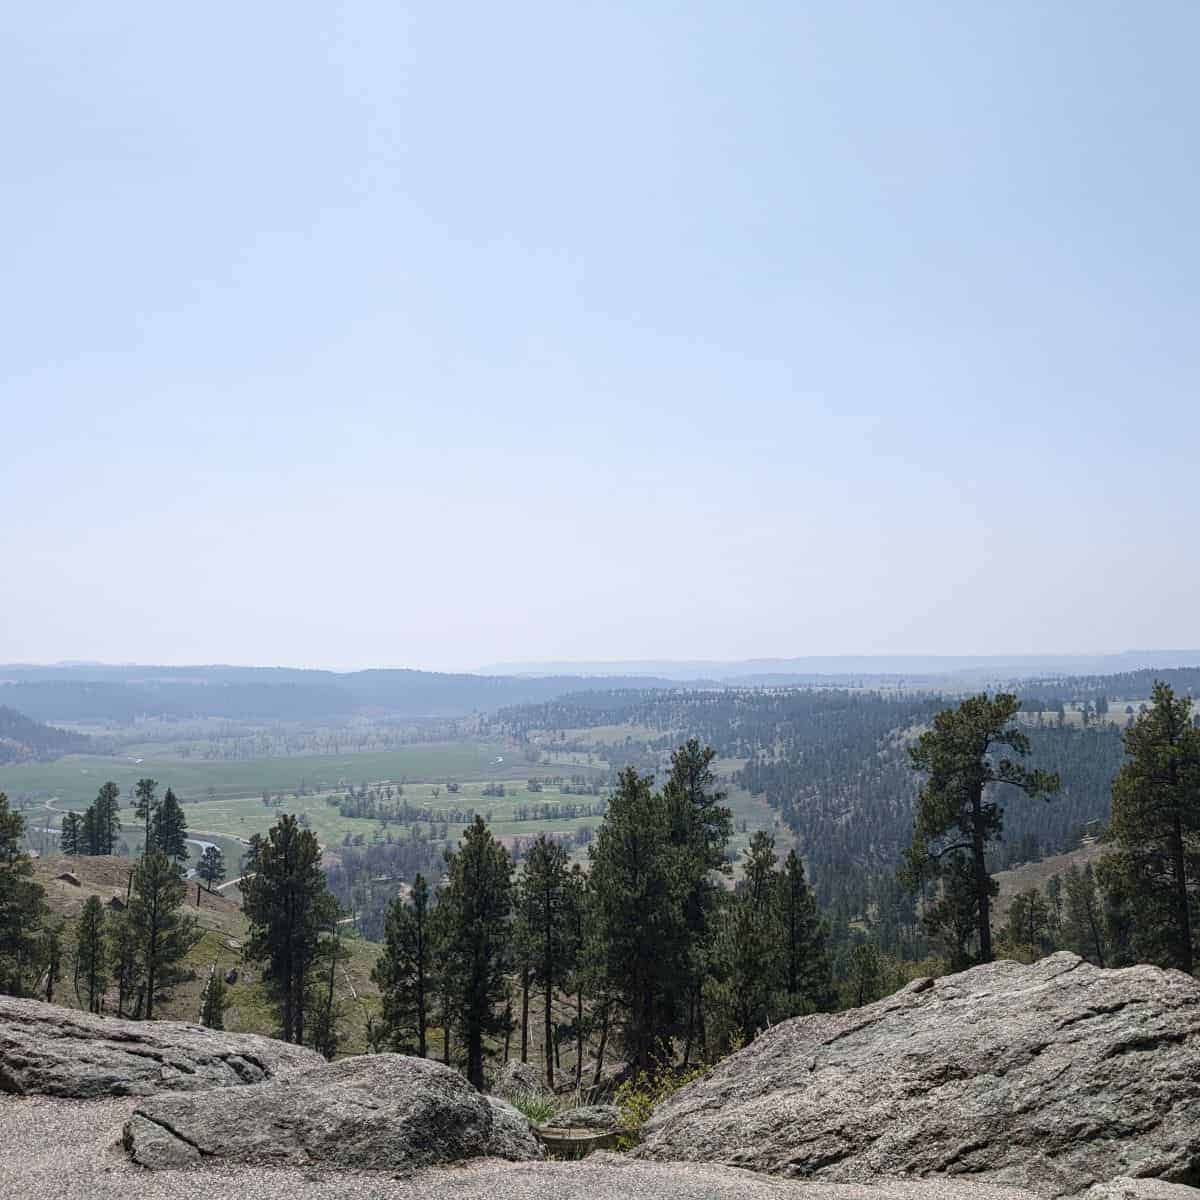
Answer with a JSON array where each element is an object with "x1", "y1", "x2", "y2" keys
[{"x1": 509, "y1": 1089, "x2": 558, "y2": 1125}]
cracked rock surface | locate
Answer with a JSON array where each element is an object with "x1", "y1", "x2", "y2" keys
[
  {"x1": 635, "y1": 953, "x2": 1200, "y2": 1196},
  {"x1": 0, "y1": 995, "x2": 322, "y2": 1098},
  {"x1": 123, "y1": 1053, "x2": 545, "y2": 1171}
]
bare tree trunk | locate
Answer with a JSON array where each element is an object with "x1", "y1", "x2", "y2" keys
[
  {"x1": 520, "y1": 967, "x2": 530, "y2": 1062},
  {"x1": 591, "y1": 1004, "x2": 609, "y2": 1088},
  {"x1": 971, "y1": 786, "x2": 993, "y2": 963}
]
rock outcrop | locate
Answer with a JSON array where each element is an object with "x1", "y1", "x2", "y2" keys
[
  {"x1": 0, "y1": 995, "x2": 322, "y2": 1098},
  {"x1": 124, "y1": 1053, "x2": 544, "y2": 1171},
  {"x1": 636, "y1": 953, "x2": 1200, "y2": 1196}
]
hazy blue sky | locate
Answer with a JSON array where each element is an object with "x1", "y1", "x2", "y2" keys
[{"x1": 4, "y1": 3, "x2": 1198, "y2": 671}]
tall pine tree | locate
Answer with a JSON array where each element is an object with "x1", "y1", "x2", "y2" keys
[
  {"x1": 242, "y1": 814, "x2": 338, "y2": 1043},
  {"x1": 442, "y1": 816, "x2": 513, "y2": 1090},
  {"x1": 127, "y1": 849, "x2": 198, "y2": 1019},
  {"x1": 372, "y1": 873, "x2": 434, "y2": 1056},
  {"x1": 1100, "y1": 682, "x2": 1200, "y2": 973}
]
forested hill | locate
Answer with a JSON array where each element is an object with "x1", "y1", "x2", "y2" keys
[
  {"x1": 0, "y1": 665, "x2": 686, "y2": 723},
  {"x1": 0, "y1": 706, "x2": 91, "y2": 764},
  {"x1": 1011, "y1": 667, "x2": 1200, "y2": 705},
  {"x1": 489, "y1": 687, "x2": 1129, "y2": 911}
]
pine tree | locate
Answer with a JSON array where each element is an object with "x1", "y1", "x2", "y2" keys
[
  {"x1": 442, "y1": 816, "x2": 514, "y2": 1090},
  {"x1": 1061, "y1": 863, "x2": 1107, "y2": 966},
  {"x1": 197, "y1": 845, "x2": 225, "y2": 890},
  {"x1": 127, "y1": 849, "x2": 198, "y2": 1019},
  {"x1": 726, "y1": 831, "x2": 782, "y2": 1042},
  {"x1": 902, "y1": 695, "x2": 1060, "y2": 963},
  {"x1": 589, "y1": 767, "x2": 687, "y2": 1072},
  {"x1": 776, "y1": 849, "x2": 833, "y2": 1014},
  {"x1": 1005, "y1": 889, "x2": 1053, "y2": 956},
  {"x1": 134, "y1": 778, "x2": 159, "y2": 854},
  {"x1": 845, "y1": 940, "x2": 882, "y2": 1007},
  {"x1": 59, "y1": 811, "x2": 82, "y2": 856},
  {"x1": 74, "y1": 895, "x2": 108, "y2": 1013},
  {"x1": 309, "y1": 925, "x2": 347, "y2": 1060},
  {"x1": 521, "y1": 834, "x2": 572, "y2": 1088},
  {"x1": 153, "y1": 788, "x2": 189, "y2": 863},
  {"x1": 372, "y1": 874, "x2": 433, "y2": 1056},
  {"x1": 1099, "y1": 682, "x2": 1200, "y2": 973},
  {"x1": 201, "y1": 970, "x2": 226, "y2": 1030},
  {"x1": 662, "y1": 739, "x2": 732, "y2": 1061},
  {"x1": 110, "y1": 912, "x2": 141, "y2": 1017},
  {"x1": 92, "y1": 782, "x2": 122, "y2": 855},
  {"x1": 0, "y1": 792, "x2": 48, "y2": 996},
  {"x1": 242, "y1": 814, "x2": 338, "y2": 1043},
  {"x1": 80, "y1": 806, "x2": 98, "y2": 857}
]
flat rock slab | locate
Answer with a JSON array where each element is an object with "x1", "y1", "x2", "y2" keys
[
  {"x1": 0, "y1": 995, "x2": 322, "y2": 1098},
  {"x1": 636, "y1": 953, "x2": 1200, "y2": 1196},
  {"x1": 125, "y1": 1053, "x2": 544, "y2": 1171}
]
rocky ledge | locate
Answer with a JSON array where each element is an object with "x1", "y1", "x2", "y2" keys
[
  {"x1": 635, "y1": 953, "x2": 1200, "y2": 1196},
  {"x1": 0, "y1": 995, "x2": 322, "y2": 1098}
]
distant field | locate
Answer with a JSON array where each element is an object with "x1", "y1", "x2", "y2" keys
[{"x1": 0, "y1": 742, "x2": 539, "y2": 807}]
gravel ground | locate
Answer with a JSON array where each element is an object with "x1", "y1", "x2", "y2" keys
[{"x1": 3, "y1": 1095, "x2": 1193, "y2": 1200}]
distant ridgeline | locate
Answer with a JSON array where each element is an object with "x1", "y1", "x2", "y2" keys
[
  {"x1": 0, "y1": 705, "x2": 91, "y2": 764},
  {"x1": 0, "y1": 664, "x2": 686, "y2": 723},
  {"x1": 488, "y1": 685, "x2": 1133, "y2": 910}
]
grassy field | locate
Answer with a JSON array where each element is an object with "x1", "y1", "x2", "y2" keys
[{"x1": 0, "y1": 741, "x2": 541, "y2": 808}]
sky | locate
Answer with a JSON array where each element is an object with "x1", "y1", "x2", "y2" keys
[{"x1": 3, "y1": 2, "x2": 1199, "y2": 672}]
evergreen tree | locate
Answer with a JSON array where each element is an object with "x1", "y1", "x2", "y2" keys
[
  {"x1": 80, "y1": 806, "x2": 98, "y2": 857},
  {"x1": 1099, "y1": 682, "x2": 1200, "y2": 973},
  {"x1": 92, "y1": 782, "x2": 121, "y2": 855},
  {"x1": 921, "y1": 852, "x2": 988, "y2": 971},
  {"x1": 902, "y1": 694, "x2": 1059, "y2": 963},
  {"x1": 372, "y1": 873, "x2": 433, "y2": 1056},
  {"x1": 776, "y1": 848, "x2": 833, "y2": 1014},
  {"x1": 726, "y1": 831, "x2": 783, "y2": 1042},
  {"x1": 242, "y1": 814, "x2": 338, "y2": 1043},
  {"x1": 59, "y1": 811, "x2": 82, "y2": 856},
  {"x1": 110, "y1": 912, "x2": 141, "y2": 1017},
  {"x1": 197, "y1": 845, "x2": 226, "y2": 890},
  {"x1": 564, "y1": 863, "x2": 588, "y2": 1086},
  {"x1": 844, "y1": 940, "x2": 882, "y2": 1007},
  {"x1": 74, "y1": 895, "x2": 108, "y2": 1013},
  {"x1": 134, "y1": 778, "x2": 159, "y2": 854},
  {"x1": 201, "y1": 970, "x2": 226, "y2": 1030},
  {"x1": 662, "y1": 739, "x2": 732, "y2": 1061},
  {"x1": 309, "y1": 924, "x2": 347, "y2": 1060},
  {"x1": 1005, "y1": 889, "x2": 1053, "y2": 956},
  {"x1": 0, "y1": 792, "x2": 48, "y2": 996},
  {"x1": 521, "y1": 834, "x2": 572, "y2": 1088},
  {"x1": 442, "y1": 816, "x2": 514, "y2": 1089},
  {"x1": 589, "y1": 767, "x2": 687, "y2": 1071},
  {"x1": 1061, "y1": 862, "x2": 1107, "y2": 966},
  {"x1": 153, "y1": 788, "x2": 189, "y2": 863},
  {"x1": 127, "y1": 849, "x2": 198, "y2": 1019}
]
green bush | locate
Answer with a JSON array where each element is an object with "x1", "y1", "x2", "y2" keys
[{"x1": 614, "y1": 1063, "x2": 708, "y2": 1149}]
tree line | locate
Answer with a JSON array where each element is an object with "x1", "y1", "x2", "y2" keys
[{"x1": 239, "y1": 740, "x2": 832, "y2": 1087}]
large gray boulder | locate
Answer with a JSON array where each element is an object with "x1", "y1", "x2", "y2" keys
[
  {"x1": 0, "y1": 994, "x2": 321, "y2": 1098},
  {"x1": 124, "y1": 1053, "x2": 544, "y2": 1171},
  {"x1": 636, "y1": 954, "x2": 1200, "y2": 1196}
]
